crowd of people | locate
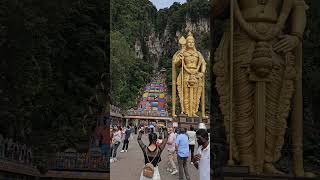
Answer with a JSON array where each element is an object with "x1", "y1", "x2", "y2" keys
[
  {"x1": 109, "y1": 125, "x2": 137, "y2": 162},
  {"x1": 109, "y1": 123, "x2": 210, "y2": 180}
]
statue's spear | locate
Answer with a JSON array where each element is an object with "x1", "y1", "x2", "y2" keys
[
  {"x1": 227, "y1": 0, "x2": 235, "y2": 166},
  {"x1": 291, "y1": 43, "x2": 304, "y2": 176},
  {"x1": 172, "y1": 53, "x2": 177, "y2": 117},
  {"x1": 172, "y1": 37, "x2": 186, "y2": 117}
]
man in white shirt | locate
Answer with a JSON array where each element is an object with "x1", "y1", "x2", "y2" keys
[
  {"x1": 186, "y1": 126, "x2": 196, "y2": 164},
  {"x1": 192, "y1": 129, "x2": 210, "y2": 180}
]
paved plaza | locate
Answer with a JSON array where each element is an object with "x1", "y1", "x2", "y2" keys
[{"x1": 111, "y1": 134, "x2": 199, "y2": 180}]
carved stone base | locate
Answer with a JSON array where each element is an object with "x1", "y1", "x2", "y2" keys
[
  {"x1": 174, "y1": 114, "x2": 210, "y2": 129},
  {"x1": 43, "y1": 170, "x2": 110, "y2": 179},
  {"x1": 222, "y1": 166, "x2": 316, "y2": 180}
]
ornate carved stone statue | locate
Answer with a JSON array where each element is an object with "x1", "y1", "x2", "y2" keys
[
  {"x1": 213, "y1": 0, "x2": 308, "y2": 176},
  {"x1": 172, "y1": 32, "x2": 206, "y2": 118}
]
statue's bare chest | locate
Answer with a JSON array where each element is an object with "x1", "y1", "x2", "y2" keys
[
  {"x1": 238, "y1": 0, "x2": 283, "y2": 22},
  {"x1": 183, "y1": 51, "x2": 199, "y2": 65}
]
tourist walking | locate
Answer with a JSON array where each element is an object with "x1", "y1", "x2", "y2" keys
[
  {"x1": 135, "y1": 125, "x2": 138, "y2": 134},
  {"x1": 130, "y1": 125, "x2": 135, "y2": 141},
  {"x1": 121, "y1": 126, "x2": 131, "y2": 152},
  {"x1": 186, "y1": 126, "x2": 196, "y2": 164},
  {"x1": 166, "y1": 127, "x2": 178, "y2": 175},
  {"x1": 121, "y1": 127, "x2": 125, "y2": 141},
  {"x1": 111, "y1": 127, "x2": 121, "y2": 162},
  {"x1": 176, "y1": 128, "x2": 191, "y2": 180},
  {"x1": 192, "y1": 129, "x2": 210, "y2": 180},
  {"x1": 137, "y1": 127, "x2": 168, "y2": 180}
]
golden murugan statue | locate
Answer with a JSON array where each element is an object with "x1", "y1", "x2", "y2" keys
[
  {"x1": 172, "y1": 32, "x2": 206, "y2": 118},
  {"x1": 213, "y1": 0, "x2": 311, "y2": 176}
]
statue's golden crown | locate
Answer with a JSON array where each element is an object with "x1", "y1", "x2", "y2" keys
[{"x1": 186, "y1": 31, "x2": 194, "y2": 41}]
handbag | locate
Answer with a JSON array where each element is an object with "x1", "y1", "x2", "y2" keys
[{"x1": 142, "y1": 147, "x2": 160, "y2": 178}]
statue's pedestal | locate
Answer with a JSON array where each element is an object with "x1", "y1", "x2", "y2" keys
[
  {"x1": 222, "y1": 166, "x2": 315, "y2": 180},
  {"x1": 173, "y1": 114, "x2": 209, "y2": 129}
]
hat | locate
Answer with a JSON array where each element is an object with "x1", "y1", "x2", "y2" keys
[{"x1": 198, "y1": 122, "x2": 207, "y2": 130}]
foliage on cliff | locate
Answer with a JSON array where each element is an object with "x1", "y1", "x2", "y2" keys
[
  {"x1": 301, "y1": 0, "x2": 320, "y2": 171},
  {"x1": 110, "y1": 0, "x2": 211, "y2": 111},
  {"x1": 110, "y1": 31, "x2": 152, "y2": 109}
]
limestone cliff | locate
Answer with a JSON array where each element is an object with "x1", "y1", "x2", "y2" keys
[{"x1": 133, "y1": 1, "x2": 210, "y2": 71}]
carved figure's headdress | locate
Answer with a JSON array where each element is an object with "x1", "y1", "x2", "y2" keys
[{"x1": 186, "y1": 31, "x2": 195, "y2": 41}]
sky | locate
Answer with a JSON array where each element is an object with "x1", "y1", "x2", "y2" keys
[{"x1": 149, "y1": 0, "x2": 187, "y2": 10}]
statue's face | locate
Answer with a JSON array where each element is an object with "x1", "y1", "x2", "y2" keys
[{"x1": 187, "y1": 39, "x2": 195, "y2": 48}]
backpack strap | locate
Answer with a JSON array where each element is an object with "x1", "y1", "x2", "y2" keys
[
  {"x1": 154, "y1": 148, "x2": 161, "y2": 166},
  {"x1": 145, "y1": 147, "x2": 159, "y2": 164}
]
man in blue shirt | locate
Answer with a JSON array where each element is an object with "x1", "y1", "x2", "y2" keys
[{"x1": 175, "y1": 128, "x2": 191, "y2": 180}]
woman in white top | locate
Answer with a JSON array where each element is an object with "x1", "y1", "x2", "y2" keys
[
  {"x1": 186, "y1": 126, "x2": 196, "y2": 164},
  {"x1": 121, "y1": 127, "x2": 126, "y2": 141},
  {"x1": 112, "y1": 127, "x2": 122, "y2": 162},
  {"x1": 137, "y1": 127, "x2": 168, "y2": 180}
]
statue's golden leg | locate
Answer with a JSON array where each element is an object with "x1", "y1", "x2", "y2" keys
[
  {"x1": 191, "y1": 84, "x2": 197, "y2": 117},
  {"x1": 183, "y1": 85, "x2": 189, "y2": 116},
  {"x1": 196, "y1": 87, "x2": 201, "y2": 116},
  {"x1": 190, "y1": 86, "x2": 194, "y2": 117},
  {"x1": 233, "y1": 62, "x2": 255, "y2": 171},
  {"x1": 201, "y1": 84, "x2": 205, "y2": 118},
  {"x1": 264, "y1": 64, "x2": 287, "y2": 174},
  {"x1": 195, "y1": 80, "x2": 203, "y2": 116}
]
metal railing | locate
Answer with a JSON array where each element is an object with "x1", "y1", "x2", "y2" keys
[
  {"x1": 0, "y1": 135, "x2": 33, "y2": 166},
  {"x1": 127, "y1": 110, "x2": 168, "y2": 117},
  {"x1": 47, "y1": 151, "x2": 109, "y2": 172}
]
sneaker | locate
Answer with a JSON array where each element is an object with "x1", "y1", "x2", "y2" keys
[
  {"x1": 166, "y1": 168, "x2": 171, "y2": 172},
  {"x1": 171, "y1": 170, "x2": 178, "y2": 175},
  {"x1": 191, "y1": 162, "x2": 194, "y2": 165},
  {"x1": 125, "y1": 150, "x2": 128, "y2": 152},
  {"x1": 120, "y1": 150, "x2": 124, "y2": 153},
  {"x1": 110, "y1": 159, "x2": 114, "y2": 163}
]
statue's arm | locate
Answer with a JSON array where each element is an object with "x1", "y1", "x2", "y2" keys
[
  {"x1": 159, "y1": 128, "x2": 168, "y2": 151},
  {"x1": 173, "y1": 52, "x2": 182, "y2": 66},
  {"x1": 290, "y1": 0, "x2": 307, "y2": 39},
  {"x1": 212, "y1": 0, "x2": 230, "y2": 18},
  {"x1": 137, "y1": 130, "x2": 146, "y2": 150},
  {"x1": 199, "y1": 52, "x2": 206, "y2": 73}
]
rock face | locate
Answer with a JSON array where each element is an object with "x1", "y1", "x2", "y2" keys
[
  {"x1": 134, "y1": 16, "x2": 210, "y2": 70},
  {"x1": 146, "y1": 32, "x2": 163, "y2": 70},
  {"x1": 134, "y1": 40, "x2": 144, "y2": 59},
  {"x1": 185, "y1": 17, "x2": 210, "y2": 33}
]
